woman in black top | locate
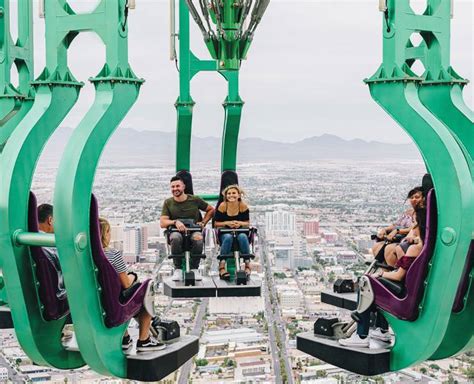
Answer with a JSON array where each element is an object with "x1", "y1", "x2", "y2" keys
[{"x1": 214, "y1": 185, "x2": 251, "y2": 279}]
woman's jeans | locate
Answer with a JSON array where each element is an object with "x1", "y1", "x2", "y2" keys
[
  {"x1": 219, "y1": 233, "x2": 250, "y2": 256},
  {"x1": 357, "y1": 303, "x2": 389, "y2": 337}
]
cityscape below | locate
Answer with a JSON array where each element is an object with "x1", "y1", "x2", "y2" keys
[{"x1": 0, "y1": 159, "x2": 471, "y2": 383}]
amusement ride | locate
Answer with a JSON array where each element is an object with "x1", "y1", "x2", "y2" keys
[{"x1": 0, "y1": 0, "x2": 472, "y2": 381}]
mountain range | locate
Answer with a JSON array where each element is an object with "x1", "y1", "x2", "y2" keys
[{"x1": 41, "y1": 128, "x2": 420, "y2": 166}]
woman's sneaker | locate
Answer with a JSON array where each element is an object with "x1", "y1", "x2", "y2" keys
[
  {"x1": 370, "y1": 327, "x2": 392, "y2": 342},
  {"x1": 338, "y1": 333, "x2": 370, "y2": 348},
  {"x1": 122, "y1": 334, "x2": 133, "y2": 350},
  {"x1": 136, "y1": 337, "x2": 166, "y2": 353}
]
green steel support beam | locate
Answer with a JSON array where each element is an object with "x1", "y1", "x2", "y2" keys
[
  {"x1": 0, "y1": 0, "x2": 34, "y2": 150},
  {"x1": 53, "y1": 0, "x2": 144, "y2": 378},
  {"x1": 175, "y1": 0, "x2": 267, "y2": 175},
  {"x1": 366, "y1": 0, "x2": 474, "y2": 371}
]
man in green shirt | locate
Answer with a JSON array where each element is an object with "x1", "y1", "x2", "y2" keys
[{"x1": 160, "y1": 176, "x2": 215, "y2": 281}]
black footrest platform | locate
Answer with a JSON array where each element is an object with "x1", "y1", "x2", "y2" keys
[
  {"x1": 163, "y1": 278, "x2": 217, "y2": 298},
  {"x1": 321, "y1": 290, "x2": 358, "y2": 311},
  {"x1": 213, "y1": 276, "x2": 261, "y2": 297},
  {"x1": 168, "y1": 254, "x2": 206, "y2": 260},
  {"x1": 296, "y1": 332, "x2": 390, "y2": 376},
  {"x1": 217, "y1": 254, "x2": 256, "y2": 261},
  {"x1": 127, "y1": 335, "x2": 199, "y2": 382},
  {"x1": 0, "y1": 307, "x2": 13, "y2": 329}
]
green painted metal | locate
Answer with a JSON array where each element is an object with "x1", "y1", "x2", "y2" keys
[
  {"x1": 366, "y1": 0, "x2": 474, "y2": 371},
  {"x1": 14, "y1": 232, "x2": 56, "y2": 247},
  {"x1": 176, "y1": 0, "x2": 268, "y2": 175},
  {"x1": 52, "y1": 0, "x2": 144, "y2": 378},
  {"x1": 409, "y1": 0, "x2": 474, "y2": 360},
  {"x1": 0, "y1": 0, "x2": 85, "y2": 368},
  {"x1": 0, "y1": 0, "x2": 34, "y2": 150}
]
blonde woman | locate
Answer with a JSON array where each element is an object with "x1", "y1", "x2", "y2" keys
[
  {"x1": 99, "y1": 218, "x2": 165, "y2": 352},
  {"x1": 214, "y1": 185, "x2": 251, "y2": 279}
]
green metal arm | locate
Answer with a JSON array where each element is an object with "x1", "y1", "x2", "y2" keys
[
  {"x1": 53, "y1": 0, "x2": 144, "y2": 378},
  {"x1": 366, "y1": 0, "x2": 474, "y2": 371},
  {"x1": 408, "y1": 0, "x2": 474, "y2": 361},
  {"x1": 0, "y1": 0, "x2": 34, "y2": 149}
]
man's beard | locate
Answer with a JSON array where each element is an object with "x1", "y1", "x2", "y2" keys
[{"x1": 174, "y1": 190, "x2": 183, "y2": 197}]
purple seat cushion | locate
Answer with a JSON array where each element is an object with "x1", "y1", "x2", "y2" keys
[
  {"x1": 367, "y1": 190, "x2": 437, "y2": 321},
  {"x1": 452, "y1": 241, "x2": 473, "y2": 313},
  {"x1": 90, "y1": 195, "x2": 151, "y2": 328},
  {"x1": 28, "y1": 192, "x2": 69, "y2": 321}
]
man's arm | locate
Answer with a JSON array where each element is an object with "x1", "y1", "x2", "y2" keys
[
  {"x1": 160, "y1": 215, "x2": 175, "y2": 229},
  {"x1": 200, "y1": 205, "x2": 215, "y2": 226}
]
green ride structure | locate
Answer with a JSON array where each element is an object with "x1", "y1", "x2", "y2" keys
[{"x1": 0, "y1": 0, "x2": 471, "y2": 381}]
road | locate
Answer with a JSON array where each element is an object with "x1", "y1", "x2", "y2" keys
[
  {"x1": 177, "y1": 298, "x2": 208, "y2": 384},
  {"x1": 262, "y1": 240, "x2": 294, "y2": 384}
]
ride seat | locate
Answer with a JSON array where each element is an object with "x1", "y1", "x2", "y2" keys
[
  {"x1": 28, "y1": 192, "x2": 69, "y2": 321},
  {"x1": 367, "y1": 189, "x2": 437, "y2": 321},
  {"x1": 90, "y1": 194, "x2": 151, "y2": 328},
  {"x1": 452, "y1": 241, "x2": 473, "y2": 313}
]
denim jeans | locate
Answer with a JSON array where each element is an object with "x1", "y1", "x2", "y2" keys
[
  {"x1": 219, "y1": 233, "x2": 250, "y2": 255},
  {"x1": 357, "y1": 303, "x2": 388, "y2": 337}
]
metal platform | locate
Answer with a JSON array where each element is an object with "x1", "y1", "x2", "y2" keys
[
  {"x1": 163, "y1": 276, "x2": 262, "y2": 298},
  {"x1": 213, "y1": 276, "x2": 261, "y2": 297},
  {"x1": 321, "y1": 290, "x2": 358, "y2": 311},
  {"x1": 127, "y1": 335, "x2": 199, "y2": 382},
  {"x1": 296, "y1": 332, "x2": 390, "y2": 376},
  {"x1": 0, "y1": 307, "x2": 13, "y2": 329},
  {"x1": 163, "y1": 278, "x2": 217, "y2": 298}
]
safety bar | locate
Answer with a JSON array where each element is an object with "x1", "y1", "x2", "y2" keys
[
  {"x1": 13, "y1": 231, "x2": 55, "y2": 247},
  {"x1": 198, "y1": 194, "x2": 220, "y2": 201}
]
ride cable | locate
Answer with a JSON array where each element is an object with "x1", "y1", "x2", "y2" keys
[
  {"x1": 0, "y1": 0, "x2": 34, "y2": 151},
  {"x1": 365, "y1": 0, "x2": 473, "y2": 371}
]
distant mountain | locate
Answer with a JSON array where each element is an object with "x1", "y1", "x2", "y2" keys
[{"x1": 40, "y1": 128, "x2": 420, "y2": 166}]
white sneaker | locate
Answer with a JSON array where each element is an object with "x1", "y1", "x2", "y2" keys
[
  {"x1": 339, "y1": 333, "x2": 370, "y2": 348},
  {"x1": 192, "y1": 269, "x2": 202, "y2": 281},
  {"x1": 370, "y1": 328, "x2": 391, "y2": 342},
  {"x1": 172, "y1": 269, "x2": 182, "y2": 281}
]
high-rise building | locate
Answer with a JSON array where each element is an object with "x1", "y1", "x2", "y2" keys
[
  {"x1": 265, "y1": 210, "x2": 296, "y2": 235},
  {"x1": 303, "y1": 220, "x2": 320, "y2": 236},
  {"x1": 123, "y1": 225, "x2": 148, "y2": 262}
]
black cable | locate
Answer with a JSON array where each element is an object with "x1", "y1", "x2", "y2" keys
[{"x1": 121, "y1": 0, "x2": 129, "y2": 32}]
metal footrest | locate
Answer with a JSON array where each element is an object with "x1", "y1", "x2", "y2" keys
[
  {"x1": 127, "y1": 335, "x2": 199, "y2": 382},
  {"x1": 213, "y1": 276, "x2": 261, "y2": 297},
  {"x1": 163, "y1": 278, "x2": 217, "y2": 298},
  {"x1": 296, "y1": 332, "x2": 390, "y2": 376},
  {"x1": 321, "y1": 290, "x2": 358, "y2": 311}
]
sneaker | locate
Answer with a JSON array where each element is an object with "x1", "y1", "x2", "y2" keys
[
  {"x1": 192, "y1": 269, "x2": 202, "y2": 281},
  {"x1": 339, "y1": 333, "x2": 370, "y2": 348},
  {"x1": 122, "y1": 334, "x2": 132, "y2": 350},
  {"x1": 172, "y1": 269, "x2": 182, "y2": 281},
  {"x1": 136, "y1": 337, "x2": 166, "y2": 353},
  {"x1": 370, "y1": 328, "x2": 391, "y2": 342}
]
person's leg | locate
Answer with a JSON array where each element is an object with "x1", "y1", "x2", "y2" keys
[
  {"x1": 372, "y1": 242, "x2": 385, "y2": 260},
  {"x1": 218, "y1": 234, "x2": 233, "y2": 278},
  {"x1": 138, "y1": 309, "x2": 152, "y2": 341},
  {"x1": 169, "y1": 232, "x2": 184, "y2": 269},
  {"x1": 190, "y1": 231, "x2": 203, "y2": 269},
  {"x1": 375, "y1": 311, "x2": 389, "y2": 332},
  {"x1": 356, "y1": 309, "x2": 371, "y2": 338},
  {"x1": 219, "y1": 234, "x2": 233, "y2": 255},
  {"x1": 237, "y1": 233, "x2": 251, "y2": 254},
  {"x1": 384, "y1": 243, "x2": 398, "y2": 266},
  {"x1": 405, "y1": 242, "x2": 423, "y2": 257}
]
